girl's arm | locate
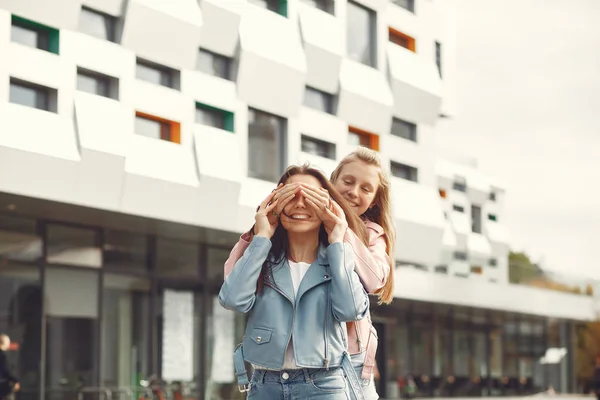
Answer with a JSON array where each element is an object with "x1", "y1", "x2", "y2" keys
[
  {"x1": 328, "y1": 242, "x2": 370, "y2": 322},
  {"x1": 343, "y1": 221, "x2": 392, "y2": 293}
]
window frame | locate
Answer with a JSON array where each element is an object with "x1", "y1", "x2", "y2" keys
[
  {"x1": 300, "y1": 134, "x2": 336, "y2": 160},
  {"x1": 9, "y1": 77, "x2": 57, "y2": 112},
  {"x1": 76, "y1": 67, "x2": 119, "y2": 99},
  {"x1": 391, "y1": 117, "x2": 417, "y2": 142},
  {"x1": 389, "y1": 27, "x2": 416, "y2": 52},
  {"x1": 195, "y1": 102, "x2": 235, "y2": 132},
  {"x1": 78, "y1": 6, "x2": 117, "y2": 42},
  {"x1": 134, "y1": 111, "x2": 181, "y2": 144},
  {"x1": 196, "y1": 48, "x2": 232, "y2": 80},
  {"x1": 346, "y1": 1, "x2": 377, "y2": 67},
  {"x1": 11, "y1": 15, "x2": 59, "y2": 54},
  {"x1": 348, "y1": 126, "x2": 379, "y2": 151},
  {"x1": 135, "y1": 58, "x2": 180, "y2": 90},
  {"x1": 247, "y1": 107, "x2": 288, "y2": 182},
  {"x1": 390, "y1": 161, "x2": 418, "y2": 182},
  {"x1": 303, "y1": 86, "x2": 334, "y2": 114}
]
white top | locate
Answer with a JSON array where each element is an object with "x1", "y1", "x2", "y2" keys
[{"x1": 281, "y1": 260, "x2": 311, "y2": 369}]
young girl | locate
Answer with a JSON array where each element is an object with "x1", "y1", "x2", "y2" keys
[
  {"x1": 225, "y1": 147, "x2": 395, "y2": 400},
  {"x1": 219, "y1": 164, "x2": 370, "y2": 399}
]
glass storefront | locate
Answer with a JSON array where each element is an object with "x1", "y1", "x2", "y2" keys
[
  {"x1": 0, "y1": 212, "x2": 579, "y2": 400},
  {"x1": 373, "y1": 299, "x2": 576, "y2": 399}
]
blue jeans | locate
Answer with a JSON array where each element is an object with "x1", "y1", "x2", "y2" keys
[
  {"x1": 248, "y1": 368, "x2": 350, "y2": 399},
  {"x1": 350, "y1": 352, "x2": 379, "y2": 400}
]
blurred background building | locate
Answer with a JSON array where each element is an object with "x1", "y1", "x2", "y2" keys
[{"x1": 0, "y1": 0, "x2": 595, "y2": 400}]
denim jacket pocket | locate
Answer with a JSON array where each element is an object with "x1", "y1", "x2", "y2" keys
[{"x1": 250, "y1": 326, "x2": 273, "y2": 345}]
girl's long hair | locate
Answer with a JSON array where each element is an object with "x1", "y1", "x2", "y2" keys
[
  {"x1": 258, "y1": 163, "x2": 369, "y2": 291},
  {"x1": 330, "y1": 147, "x2": 396, "y2": 304}
]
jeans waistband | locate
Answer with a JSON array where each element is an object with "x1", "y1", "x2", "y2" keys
[{"x1": 254, "y1": 367, "x2": 344, "y2": 384}]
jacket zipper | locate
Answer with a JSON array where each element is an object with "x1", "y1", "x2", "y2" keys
[
  {"x1": 323, "y1": 282, "x2": 330, "y2": 369},
  {"x1": 265, "y1": 278, "x2": 295, "y2": 368}
]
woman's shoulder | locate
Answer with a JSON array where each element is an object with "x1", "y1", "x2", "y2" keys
[{"x1": 364, "y1": 219, "x2": 384, "y2": 235}]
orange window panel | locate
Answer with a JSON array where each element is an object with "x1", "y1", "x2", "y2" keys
[
  {"x1": 348, "y1": 126, "x2": 380, "y2": 151},
  {"x1": 439, "y1": 189, "x2": 447, "y2": 198},
  {"x1": 389, "y1": 27, "x2": 416, "y2": 52},
  {"x1": 135, "y1": 111, "x2": 181, "y2": 144},
  {"x1": 471, "y1": 266, "x2": 483, "y2": 275}
]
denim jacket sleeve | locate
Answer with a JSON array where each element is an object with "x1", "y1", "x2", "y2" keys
[
  {"x1": 223, "y1": 231, "x2": 252, "y2": 279},
  {"x1": 218, "y1": 235, "x2": 272, "y2": 313},
  {"x1": 326, "y1": 242, "x2": 370, "y2": 322}
]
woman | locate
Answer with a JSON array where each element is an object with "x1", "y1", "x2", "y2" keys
[
  {"x1": 225, "y1": 147, "x2": 395, "y2": 400},
  {"x1": 219, "y1": 164, "x2": 370, "y2": 399}
]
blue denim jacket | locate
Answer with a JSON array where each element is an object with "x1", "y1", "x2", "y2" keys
[{"x1": 219, "y1": 235, "x2": 370, "y2": 370}]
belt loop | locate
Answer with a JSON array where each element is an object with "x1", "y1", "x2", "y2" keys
[
  {"x1": 302, "y1": 368, "x2": 311, "y2": 382},
  {"x1": 258, "y1": 369, "x2": 266, "y2": 384}
]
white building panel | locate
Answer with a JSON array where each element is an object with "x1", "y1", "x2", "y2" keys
[
  {"x1": 395, "y1": 268, "x2": 595, "y2": 321},
  {"x1": 467, "y1": 232, "x2": 492, "y2": 266},
  {"x1": 237, "y1": 4, "x2": 306, "y2": 118},
  {"x1": 121, "y1": 0, "x2": 203, "y2": 70},
  {"x1": 198, "y1": 0, "x2": 243, "y2": 57},
  {"x1": 183, "y1": 70, "x2": 237, "y2": 114},
  {"x1": 81, "y1": 0, "x2": 124, "y2": 17},
  {"x1": 337, "y1": 59, "x2": 393, "y2": 135},
  {"x1": 298, "y1": 4, "x2": 344, "y2": 93},
  {"x1": 392, "y1": 178, "x2": 445, "y2": 266},
  {"x1": 0, "y1": 0, "x2": 82, "y2": 30},
  {"x1": 387, "y1": 42, "x2": 443, "y2": 125}
]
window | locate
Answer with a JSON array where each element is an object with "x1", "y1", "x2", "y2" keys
[
  {"x1": 46, "y1": 224, "x2": 101, "y2": 267},
  {"x1": 156, "y1": 238, "x2": 200, "y2": 278},
  {"x1": 196, "y1": 49, "x2": 231, "y2": 80},
  {"x1": 303, "y1": 87, "x2": 333, "y2": 114},
  {"x1": 488, "y1": 214, "x2": 498, "y2": 222},
  {"x1": 299, "y1": 0, "x2": 334, "y2": 14},
  {"x1": 136, "y1": 59, "x2": 179, "y2": 90},
  {"x1": 391, "y1": 118, "x2": 417, "y2": 141},
  {"x1": 435, "y1": 41, "x2": 442, "y2": 78},
  {"x1": 301, "y1": 135, "x2": 336, "y2": 160},
  {"x1": 434, "y1": 265, "x2": 448, "y2": 274},
  {"x1": 390, "y1": 161, "x2": 418, "y2": 182},
  {"x1": 347, "y1": 1, "x2": 376, "y2": 67},
  {"x1": 471, "y1": 266, "x2": 483, "y2": 275},
  {"x1": 78, "y1": 7, "x2": 116, "y2": 42},
  {"x1": 135, "y1": 112, "x2": 181, "y2": 143},
  {"x1": 391, "y1": 0, "x2": 415, "y2": 13},
  {"x1": 348, "y1": 126, "x2": 379, "y2": 151},
  {"x1": 195, "y1": 103, "x2": 234, "y2": 132},
  {"x1": 77, "y1": 67, "x2": 118, "y2": 99},
  {"x1": 439, "y1": 189, "x2": 447, "y2": 198},
  {"x1": 489, "y1": 191, "x2": 496, "y2": 201},
  {"x1": 389, "y1": 27, "x2": 416, "y2": 52},
  {"x1": 453, "y1": 251, "x2": 467, "y2": 261},
  {"x1": 489, "y1": 258, "x2": 498, "y2": 267},
  {"x1": 103, "y1": 230, "x2": 148, "y2": 273},
  {"x1": 471, "y1": 205, "x2": 482, "y2": 233},
  {"x1": 453, "y1": 177, "x2": 467, "y2": 192},
  {"x1": 452, "y1": 205, "x2": 464, "y2": 213},
  {"x1": 11, "y1": 15, "x2": 59, "y2": 54},
  {"x1": 248, "y1": 0, "x2": 288, "y2": 17},
  {"x1": 9, "y1": 78, "x2": 57, "y2": 112},
  {"x1": 248, "y1": 108, "x2": 287, "y2": 182}
]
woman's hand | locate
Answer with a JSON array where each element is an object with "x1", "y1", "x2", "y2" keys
[
  {"x1": 299, "y1": 183, "x2": 335, "y2": 232},
  {"x1": 254, "y1": 191, "x2": 280, "y2": 239},
  {"x1": 270, "y1": 183, "x2": 301, "y2": 217},
  {"x1": 324, "y1": 200, "x2": 348, "y2": 244}
]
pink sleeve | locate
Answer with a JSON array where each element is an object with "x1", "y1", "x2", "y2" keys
[
  {"x1": 223, "y1": 231, "x2": 252, "y2": 278},
  {"x1": 343, "y1": 222, "x2": 393, "y2": 294}
]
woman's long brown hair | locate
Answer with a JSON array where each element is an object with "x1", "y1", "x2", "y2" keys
[{"x1": 258, "y1": 163, "x2": 369, "y2": 292}]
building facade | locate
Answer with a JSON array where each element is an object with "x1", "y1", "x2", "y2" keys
[{"x1": 0, "y1": 1, "x2": 593, "y2": 400}]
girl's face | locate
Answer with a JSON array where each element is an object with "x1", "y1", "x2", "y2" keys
[
  {"x1": 333, "y1": 160, "x2": 380, "y2": 217},
  {"x1": 280, "y1": 174, "x2": 323, "y2": 234}
]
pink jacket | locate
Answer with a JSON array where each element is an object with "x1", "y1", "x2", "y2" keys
[{"x1": 223, "y1": 220, "x2": 392, "y2": 379}]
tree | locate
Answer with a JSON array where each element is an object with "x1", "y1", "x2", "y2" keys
[
  {"x1": 509, "y1": 252, "x2": 542, "y2": 284},
  {"x1": 576, "y1": 319, "x2": 600, "y2": 390}
]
